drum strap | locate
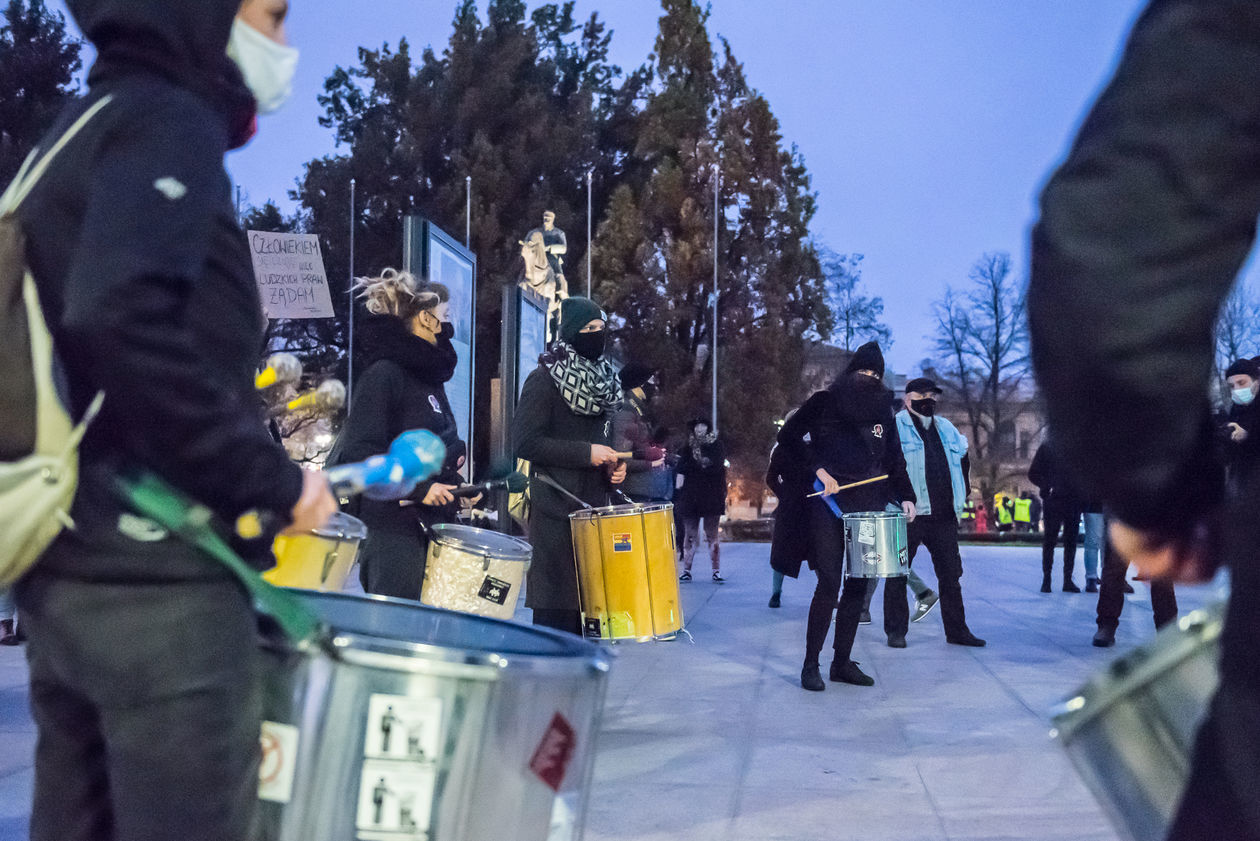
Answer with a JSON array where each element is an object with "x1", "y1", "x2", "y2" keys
[{"x1": 114, "y1": 472, "x2": 321, "y2": 644}]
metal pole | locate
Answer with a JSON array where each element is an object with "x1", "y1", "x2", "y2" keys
[
  {"x1": 465, "y1": 175, "x2": 471, "y2": 248},
  {"x1": 712, "y1": 163, "x2": 719, "y2": 433},
  {"x1": 235, "y1": 185, "x2": 242, "y2": 225},
  {"x1": 347, "y1": 177, "x2": 357, "y2": 412},
  {"x1": 586, "y1": 169, "x2": 593, "y2": 298}
]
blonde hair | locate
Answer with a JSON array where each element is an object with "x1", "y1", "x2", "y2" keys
[{"x1": 355, "y1": 268, "x2": 443, "y2": 322}]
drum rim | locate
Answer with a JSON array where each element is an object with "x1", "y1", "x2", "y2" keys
[
  {"x1": 1049, "y1": 602, "x2": 1223, "y2": 739},
  {"x1": 569, "y1": 502, "x2": 674, "y2": 520},
  {"x1": 429, "y1": 522, "x2": 532, "y2": 560},
  {"x1": 280, "y1": 590, "x2": 610, "y2": 674},
  {"x1": 841, "y1": 511, "x2": 907, "y2": 521},
  {"x1": 306, "y1": 510, "x2": 368, "y2": 540}
]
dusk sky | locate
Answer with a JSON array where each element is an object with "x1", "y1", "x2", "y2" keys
[{"x1": 54, "y1": 0, "x2": 1260, "y2": 374}]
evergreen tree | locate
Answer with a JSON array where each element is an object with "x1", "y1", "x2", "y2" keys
[{"x1": 0, "y1": 0, "x2": 82, "y2": 185}]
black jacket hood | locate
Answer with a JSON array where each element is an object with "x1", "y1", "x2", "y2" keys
[
  {"x1": 69, "y1": 0, "x2": 254, "y2": 127},
  {"x1": 358, "y1": 313, "x2": 458, "y2": 386}
]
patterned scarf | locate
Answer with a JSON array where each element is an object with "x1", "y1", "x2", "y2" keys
[
  {"x1": 540, "y1": 342, "x2": 623, "y2": 416},
  {"x1": 690, "y1": 431, "x2": 718, "y2": 467}
]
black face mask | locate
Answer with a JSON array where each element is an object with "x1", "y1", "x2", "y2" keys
[
  {"x1": 911, "y1": 398, "x2": 937, "y2": 417},
  {"x1": 439, "y1": 322, "x2": 455, "y2": 340},
  {"x1": 571, "y1": 330, "x2": 606, "y2": 361},
  {"x1": 642, "y1": 384, "x2": 658, "y2": 402}
]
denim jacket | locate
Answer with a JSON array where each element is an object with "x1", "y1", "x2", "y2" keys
[{"x1": 896, "y1": 410, "x2": 968, "y2": 518}]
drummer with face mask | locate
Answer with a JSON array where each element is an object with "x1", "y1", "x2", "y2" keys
[
  {"x1": 776, "y1": 341, "x2": 917, "y2": 690},
  {"x1": 513, "y1": 297, "x2": 626, "y2": 635},
  {"x1": 333, "y1": 270, "x2": 468, "y2": 599}
]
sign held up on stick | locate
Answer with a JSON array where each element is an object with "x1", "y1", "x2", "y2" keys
[{"x1": 247, "y1": 230, "x2": 335, "y2": 319}]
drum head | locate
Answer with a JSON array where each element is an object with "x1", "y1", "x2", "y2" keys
[
  {"x1": 570, "y1": 502, "x2": 672, "y2": 521},
  {"x1": 430, "y1": 523, "x2": 532, "y2": 562},
  {"x1": 312, "y1": 511, "x2": 368, "y2": 540}
]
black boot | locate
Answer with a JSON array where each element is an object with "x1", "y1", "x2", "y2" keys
[
  {"x1": 829, "y1": 659, "x2": 875, "y2": 686},
  {"x1": 1063, "y1": 578, "x2": 1081, "y2": 593},
  {"x1": 801, "y1": 663, "x2": 825, "y2": 692},
  {"x1": 1040, "y1": 575, "x2": 1052, "y2": 593},
  {"x1": 1085, "y1": 577, "x2": 1099, "y2": 593},
  {"x1": 1093, "y1": 626, "x2": 1116, "y2": 647},
  {"x1": 0, "y1": 619, "x2": 15, "y2": 646}
]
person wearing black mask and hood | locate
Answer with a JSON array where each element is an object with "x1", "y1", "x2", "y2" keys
[
  {"x1": 9, "y1": 2, "x2": 338, "y2": 839},
  {"x1": 612, "y1": 362, "x2": 669, "y2": 503},
  {"x1": 514, "y1": 297, "x2": 627, "y2": 635},
  {"x1": 333, "y1": 269, "x2": 467, "y2": 599},
  {"x1": 777, "y1": 341, "x2": 917, "y2": 690},
  {"x1": 676, "y1": 418, "x2": 728, "y2": 582}
]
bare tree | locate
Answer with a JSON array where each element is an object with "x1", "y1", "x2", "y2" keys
[
  {"x1": 1216, "y1": 283, "x2": 1260, "y2": 373},
  {"x1": 927, "y1": 252, "x2": 1036, "y2": 500},
  {"x1": 819, "y1": 250, "x2": 891, "y2": 352}
]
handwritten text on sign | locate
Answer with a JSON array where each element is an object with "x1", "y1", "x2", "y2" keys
[{"x1": 247, "y1": 231, "x2": 334, "y2": 319}]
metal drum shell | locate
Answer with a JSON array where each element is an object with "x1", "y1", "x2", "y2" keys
[
  {"x1": 569, "y1": 503, "x2": 683, "y2": 642},
  {"x1": 421, "y1": 523, "x2": 532, "y2": 620},
  {"x1": 265, "y1": 511, "x2": 367, "y2": 591},
  {"x1": 259, "y1": 590, "x2": 609, "y2": 841},
  {"x1": 841, "y1": 511, "x2": 909, "y2": 578},
  {"x1": 1050, "y1": 603, "x2": 1223, "y2": 841}
]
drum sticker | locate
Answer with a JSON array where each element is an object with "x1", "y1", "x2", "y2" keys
[
  {"x1": 258, "y1": 720, "x2": 300, "y2": 804},
  {"x1": 583, "y1": 617, "x2": 603, "y2": 639},
  {"x1": 529, "y1": 712, "x2": 577, "y2": 792},
  {"x1": 858, "y1": 521, "x2": 877, "y2": 545},
  {"x1": 863, "y1": 550, "x2": 883, "y2": 567},
  {"x1": 355, "y1": 760, "x2": 435, "y2": 839},
  {"x1": 478, "y1": 575, "x2": 512, "y2": 605},
  {"x1": 612, "y1": 533, "x2": 633, "y2": 553},
  {"x1": 365, "y1": 695, "x2": 443, "y2": 763},
  {"x1": 899, "y1": 547, "x2": 909, "y2": 567}
]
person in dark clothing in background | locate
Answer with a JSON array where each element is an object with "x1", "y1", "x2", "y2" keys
[
  {"x1": 766, "y1": 415, "x2": 812, "y2": 609},
  {"x1": 777, "y1": 341, "x2": 916, "y2": 690},
  {"x1": 334, "y1": 269, "x2": 467, "y2": 599},
  {"x1": 884, "y1": 378, "x2": 985, "y2": 648},
  {"x1": 513, "y1": 297, "x2": 626, "y2": 635},
  {"x1": 10, "y1": 2, "x2": 338, "y2": 839},
  {"x1": 1093, "y1": 528, "x2": 1178, "y2": 647},
  {"x1": 612, "y1": 362, "x2": 668, "y2": 503},
  {"x1": 676, "y1": 418, "x2": 728, "y2": 582},
  {"x1": 1222, "y1": 357, "x2": 1260, "y2": 497},
  {"x1": 1029, "y1": 3, "x2": 1260, "y2": 837},
  {"x1": 1029, "y1": 442, "x2": 1083, "y2": 593}
]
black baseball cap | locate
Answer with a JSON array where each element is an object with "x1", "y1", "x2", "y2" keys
[{"x1": 905, "y1": 377, "x2": 943, "y2": 395}]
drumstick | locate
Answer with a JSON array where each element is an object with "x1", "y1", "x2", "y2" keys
[{"x1": 807, "y1": 474, "x2": 889, "y2": 497}]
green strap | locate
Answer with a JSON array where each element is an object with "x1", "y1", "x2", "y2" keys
[{"x1": 115, "y1": 472, "x2": 320, "y2": 644}]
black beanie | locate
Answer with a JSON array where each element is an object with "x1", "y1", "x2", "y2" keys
[
  {"x1": 619, "y1": 362, "x2": 654, "y2": 391},
  {"x1": 1226, "y1": 358, "x2": 1260, "y2": 380},
  {"x1": 559, "y1": 297, "x2": 606, "y2": 343},
  {"x1": 844, "y1": 341, "x2": 885, "y2": 379}
]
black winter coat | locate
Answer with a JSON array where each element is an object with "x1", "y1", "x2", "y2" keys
[
  {"x1": 18, "y1": 3, "x2": 301, "y2": 579},
  {"x1": 334, "y1": 315, "x2": 465, "y2": 598},
  {"x1": 513, "y1": 366, "x2": 615, "y2": 610},
  {"x1": 675, "y1": 437, "x2": 727, "y2": 519},
  {"x1": 1028, "y1": 443, "x2": 1083, "y2": 511},
  {"x1": 767, "y1": 437, "x2": 814, "y2": 578}
]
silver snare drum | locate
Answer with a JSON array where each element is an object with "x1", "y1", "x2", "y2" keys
[
  {"x1": 1050, "y1": 603, "x2": 1223, "y2": 841},
  {"x1": 842, "y1": 511, "x2": 909, "y2": 578},
  {"x1": 259, "y1": 591, "x2": 609, "y2": 841},
  {"x1": 421, "y1": 524, "x2": 532, "y2": 620}
]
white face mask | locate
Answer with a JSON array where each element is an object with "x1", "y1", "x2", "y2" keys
[
  {"x1": 1232, "y1": 386, "x2": 1256, "y2": 406},
  {"x1": 226, "y1": 18, "x2": 299, "y2": 114}
]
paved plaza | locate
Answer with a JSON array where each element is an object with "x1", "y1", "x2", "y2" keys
[{"x1": 0, "y1": 543, "x2": 1220, "y2": 840}]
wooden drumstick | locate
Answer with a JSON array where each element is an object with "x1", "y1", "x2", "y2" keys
[{"x1": 807, "y1": 474, "x2": 889, "y2": 497}]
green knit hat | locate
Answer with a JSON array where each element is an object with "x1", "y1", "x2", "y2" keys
[{"x1": 559, "y1": 296, "x2": 607, "y2": 343}]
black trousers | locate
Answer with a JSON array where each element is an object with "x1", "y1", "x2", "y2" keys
[
  {"x1": 885, "y1": 515, "x2": 970, "y2": 639},
  {"x1": 804, "y1": 500, "x2": 869, "y2": 666},
  {"x1": 16, "y1": 570, "x2": 261, "y2": 841},
  {"x1": 1041, "y1": 499, "x2": 1081, "y2": 580},
  {"x1": 1096, "y1": 538, "x2": 1177, "y2": 631},
  {"x1": 533, "y1": 608, "x2": 582, "y2": 636}
]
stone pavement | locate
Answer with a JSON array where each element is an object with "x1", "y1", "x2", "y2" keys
[{"x1": 0, "y1": 543, "x2": 1221, "y2": 841}]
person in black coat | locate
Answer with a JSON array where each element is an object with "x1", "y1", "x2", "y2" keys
[
  {"x1": 513, "y1": 297, "x2": 627, "y2": 635},
  {"x1": 1028, "y1": 442, "x2": 1083, "y2": 593},
  {"x1": 675, "y1": 418, "x2": 728, "y2": 582},
  {"x1": 1029, "y1": 4, "x2": 1260, "y2": 836},
  {"x1": 767, "y1": 417, "x2": 813, "y2": 608},
  {"x1": 776, "y1": 341, "x2": 916, "y2": 691},
  {"x1": 11, "y1": 2, "x2": 338, "y2": 838},
  {"x1": 335, "y1": 269, "x2": 467, "y2": 599}
]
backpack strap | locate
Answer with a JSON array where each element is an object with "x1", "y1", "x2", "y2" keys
[{"x1": 0, "y1": 95, "x2": 113, "y2": 216}]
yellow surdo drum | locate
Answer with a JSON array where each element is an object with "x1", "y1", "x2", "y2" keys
[
  {"x1": 265, "y1": 511, "x2": 366, "y2": 592},
  {"x1": 421, "y1": 524, "x2": 532, "y2": 620},
  {"x1": 569, "y1": 503, "x2": 683, "y2": 641}
]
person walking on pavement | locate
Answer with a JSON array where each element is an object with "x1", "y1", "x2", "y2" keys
[
  {"x1": 883, "y1": 378, "x2": 985, "y2": 648},
  {"x1": 1029, "y1": 442, "x2": 1084, "y2": 592},
  {"x1": 1092, "y1": 522, "x2": 1178, "y2": 647},
  {"x1": 766, "y1": 419, "x2": 812, "y2": 609},
  {"x1": 676, "y1": 418, "x2": 727, "y2": 582},
  {"x1": 1029, "y1": 3, "x2": 1260, "y2": 835},
  {"x1": 513, "y1": 297, "x2": 627, "y2": 635},
  {"x1": 9, "y1": 2, "x2": 339, "y2": 839},
  {"x1": 777, "y1": 341, "x2": 917, "y2": 690}
]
